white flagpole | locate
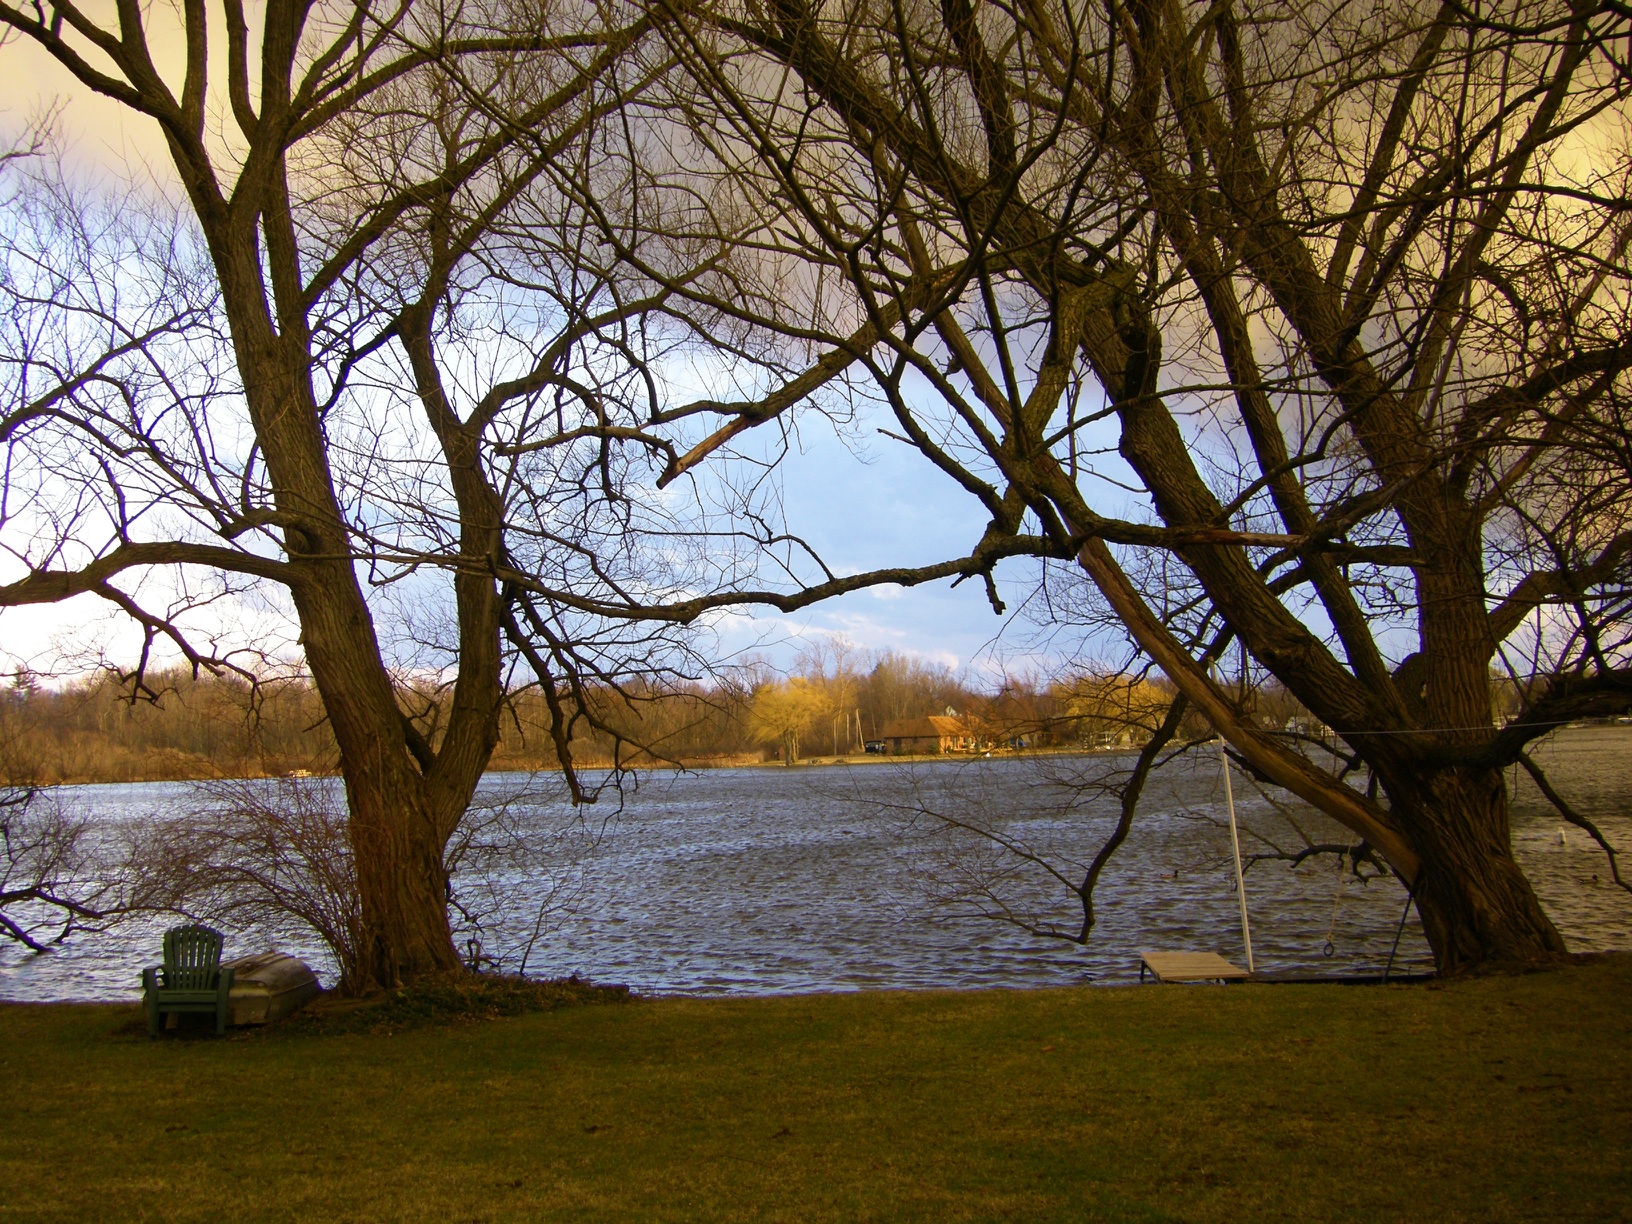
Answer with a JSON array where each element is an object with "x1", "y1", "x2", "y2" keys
[{"x1": 1220, "y1": 738, "x2": 1255, "y2": 973}]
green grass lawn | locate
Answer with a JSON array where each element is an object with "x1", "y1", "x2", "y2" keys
[{"x1": 4, "y1": 957, "x2": 1629, "y2": 1222}]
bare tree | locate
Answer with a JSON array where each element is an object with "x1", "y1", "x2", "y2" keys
[
  {"x1": 0, "y1": 0, "x2": 1101, "y2": 989},
  {"x1": 0, "y1": 0, "x2": 751, "y2": 988},
  {"x1": 4, "y1": 0, "x2": 1627, "y2": 984},
  {"x1": 596, "y1": 0, "x2": 1632, "y2": 971}
]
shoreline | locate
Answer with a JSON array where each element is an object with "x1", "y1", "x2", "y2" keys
[
  {"x1": 20, "y1": 723, "x2": 1631, "y2": 788},
  {"x1": 22, "y1": 744, "x2": 1121, "y2": 787}
]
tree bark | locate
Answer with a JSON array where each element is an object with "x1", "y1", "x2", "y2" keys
[
  {"x1": 217, "y1": 271, "x2": 472, "y2": 988},
  {"x1": 1386, "y1": 765, "x2": 1566, "y2": 972},
  {"x1": 341, "y1": 755, "x2": 465, "y2": 985}
]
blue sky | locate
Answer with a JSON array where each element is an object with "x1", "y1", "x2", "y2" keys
[{"x1": 718, "y1": 422, "x2": 1034, "y2": 673}]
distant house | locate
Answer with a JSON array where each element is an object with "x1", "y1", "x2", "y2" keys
[{"x1": 880, "y1": 715, "x2": 979, "y2": 755}]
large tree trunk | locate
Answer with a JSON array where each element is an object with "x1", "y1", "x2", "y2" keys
[
  {"x1": 1385, "y1": 764, "x2": 1566, "y2": 973},
  {"x1": 340, "y1": 751, "x2": 464, "y2": 986},
  {"x1": 219, "y1": 272, "x2": 474, "y2": 990},
  {"x1": 274, "y1": 411, "x2": 470, "y2": 989},
  {"x1": 1067, "y1": 526, "x2": 1564, "y2": 977}
]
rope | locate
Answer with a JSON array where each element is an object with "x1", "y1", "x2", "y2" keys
[
  {"x1": 1290, "y1": 716, "x2": 1587, "y2": 738},
  {"x1": 1382, "y1": 882, "x2": 1419, "y2": 982},
  {"x1": 1322, "y1": 849, "x2": 1351, "y2": 957}
]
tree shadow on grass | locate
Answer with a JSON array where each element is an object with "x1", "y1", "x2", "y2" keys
[{"x1": 108, "y1": 973, "x2": 635, "y2": 1041}]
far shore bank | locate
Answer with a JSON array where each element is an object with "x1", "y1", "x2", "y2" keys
[
  {"x1": 24, "y1": 744, "x2": 1115, "y2": 787},
  {"x1": 26, "y1": 722, "x2": 1631, "y2": 787}
]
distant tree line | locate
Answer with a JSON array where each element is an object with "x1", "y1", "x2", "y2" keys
[
  {"x1": 0, "y1": 645, "x2": 1313, "y2": 783},
  {"x1": 0, "y1": 668, "x2": 334, "y2": 784}
]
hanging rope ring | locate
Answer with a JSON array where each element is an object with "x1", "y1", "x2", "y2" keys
[{"x1": 1320, "y1": 846, "x2": 1354, "y2": 961}]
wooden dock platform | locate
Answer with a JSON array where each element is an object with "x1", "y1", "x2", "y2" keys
[{"x1": 1139, "y1": 951, "x2": 1250, "y2": 983}]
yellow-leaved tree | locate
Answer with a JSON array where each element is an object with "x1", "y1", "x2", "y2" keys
[{"x1": 747, "y1": 679, "x2": 828, "y2": 766}]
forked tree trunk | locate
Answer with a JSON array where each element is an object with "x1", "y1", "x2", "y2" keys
[
  {"x1": 222, "y1": 293, "x2": 477, "y2": 991},
  {"x1": 6, "y1": 0, "x2": 523, "y2": 993},
  {"x1": 285, "y1": 517, "x2": 471, "y2": 989},
  {"x1": 1385, "y1": 764, "x2": 1566, "y2": 973}
]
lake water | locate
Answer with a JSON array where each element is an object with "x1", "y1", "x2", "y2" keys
[{"x1": 3, "y1": 727, "x2": 1629, "y2": 1000}]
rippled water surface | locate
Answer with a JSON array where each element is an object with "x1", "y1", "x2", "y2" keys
[{"x1": 4, "y1": 727, "x2": 1629, "y2": 1000}]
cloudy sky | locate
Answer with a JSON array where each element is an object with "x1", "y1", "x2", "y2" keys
[
  {"x1": 709, "y1": 419, "x2": 1066, "y2": 676},
  {"x1": 0, "y1": 26, "x2": 1121, "y2": 686}
]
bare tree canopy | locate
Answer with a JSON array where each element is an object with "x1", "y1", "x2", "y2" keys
[
  {"x1": 2, "y1": 0, "x2": 1628, "y2": 982},
  {"x1": 0, "y1": 0, "x2": 754, "y2": 988},
  {"x1": 592, "y1": 0, "x2": 1632, "y2": 971}
]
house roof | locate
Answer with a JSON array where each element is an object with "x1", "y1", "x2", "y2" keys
[{"x1": 881, "y1": 715, "x2": 969, "y2": 739}]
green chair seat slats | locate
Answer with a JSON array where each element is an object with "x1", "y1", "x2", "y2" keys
[{"x1": 142, "y1": 925, "x2": 235, "y2": 1037}]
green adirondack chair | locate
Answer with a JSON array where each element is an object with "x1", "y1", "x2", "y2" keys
[{"x1": 142, "y1": 925, "x2": 235, "y2": 1037}]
